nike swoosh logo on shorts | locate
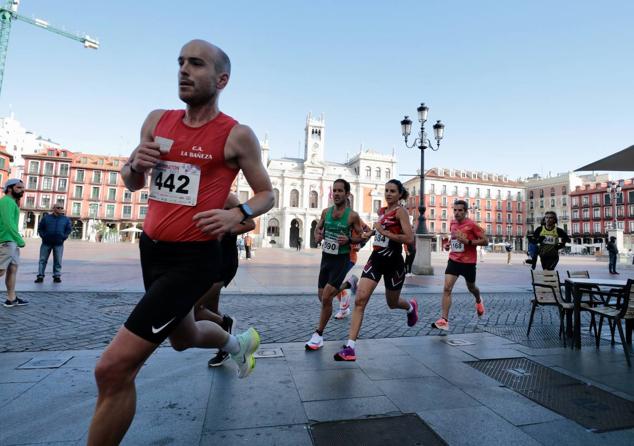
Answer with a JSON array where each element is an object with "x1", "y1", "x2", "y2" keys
[{"x1": 151, "y1": 317, "x2": 176, "y2": 334}]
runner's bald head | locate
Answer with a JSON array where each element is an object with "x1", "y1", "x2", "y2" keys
[{"x1": 182, "y1": 39, "x2": 231, "y2": 77}]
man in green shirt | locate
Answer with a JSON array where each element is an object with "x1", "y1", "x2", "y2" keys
[{"x1": 0, "y1": 178, "x2": 28, "y2": 307}]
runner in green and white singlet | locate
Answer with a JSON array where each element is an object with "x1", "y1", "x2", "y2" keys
[{"x1": 305, "y1": 179, "x2": 371, "y2": 351}]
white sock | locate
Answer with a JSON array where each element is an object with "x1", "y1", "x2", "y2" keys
[
  {"x1": 407, "y1": 303, "x2": 414, "y2": 313},
  {"x1": 223, "y1": 335, "x2": 240, "y2": 354},
  {"x1": 346, "y1": 340, "x2": 356, "y2": 349}
]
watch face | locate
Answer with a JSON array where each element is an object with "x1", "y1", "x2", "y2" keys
[{"x1": 241, "y1": 203, "x2": 253, "y2": 217}]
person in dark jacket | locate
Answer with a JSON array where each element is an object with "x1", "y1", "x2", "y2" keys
[
  {"x1": 607, "y1": 236, "x2": 619, "y2": 274},
  {"x1": 35, "y1": 203, "x2": 72, "y2": 283}
]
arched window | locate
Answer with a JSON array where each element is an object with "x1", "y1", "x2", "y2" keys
[
  {"x1": 309, "y1": 191, "x2": 319, "y2": 208},
  {"x1": 273, "y1": 189, "x2": 280, "y2": 208},
  {"x1": 267, "y1": 218, "x2": 280, "y2": 237},
  {"x1": 385, "y1": 168, "x2": 391, "y2": 179},
  {"x1": 365, "y1": 166, "x2": 371, "y2": 178},
  {"x1": 375, "y1": 167, "x2": 381, "y2": 179},
  {"x1": 290, "y1": 189, "x2": 299, "y2": 207}
]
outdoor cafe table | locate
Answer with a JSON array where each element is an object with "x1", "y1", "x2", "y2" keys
[{"x1": 564, "y1": 277, "x2": 628, "y2": 350}]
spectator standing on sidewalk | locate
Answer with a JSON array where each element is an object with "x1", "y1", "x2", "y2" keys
[
  {"x1": 0, "y1": 179, "x2": 28, "y2": 308},
  {"x1": 297, "y1": 236, "x2": 303, "y2": 251},
  {"x1": 35, "y1": 202, "x2": 72, "y2": 283},
  {"x1": 244, "y1": 233, "x2": 253, "y2": 259},
  {"x1": 607, "y1": 236, "x2": 619, "y2": 274},
  {"x1": 505, "y1": 241, "x2": 512, "y2": 265},
  {"x1": 237, "y1": 235, "x2": 245, "y2": 259}
]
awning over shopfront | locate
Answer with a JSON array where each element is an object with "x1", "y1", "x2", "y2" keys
[{"x1": 575, "y1": 145, "x2": 634, "y2": 172}]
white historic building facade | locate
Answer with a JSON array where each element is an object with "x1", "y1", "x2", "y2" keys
[{"x1": 236, "y1": 113, "x2": 397, "y2": 248}]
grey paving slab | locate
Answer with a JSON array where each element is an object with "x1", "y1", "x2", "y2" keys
[
  {"x1": 0, "y1": 381, "x2": 36, "y2": 408},
  {"x1": 0, "y1": 365, "x2": 54, "y2": 383},
  {"x1": 200, "y1": 424, "x2": 313, "y2": 446},
  {"x1": 120, "y1": 407, "x2": 205, "y2": 446},
  {"x1": 0, "y1": 395, "x2": 93, "y2": 445},
  {"x1": 460, "y1": 385, "x2": 565, "y2": 426},
  {"x1": 135, "y1": 366, "x2": 213, "y2": 411},
  {"x1": 521, "y1": 419, "x2": 634, "y2": 446},
  {"x1": 291, "y1": 368, "x2": 384, "y2": 402},
  {"x1": 357, "y1": 353, "x2": 437, "y2": 380},
  {"x1": 376, "y1": 376, "x2": 480, "y2": 412},
  {"x1": 419, "y1": 406, "x2": 543, "y2": 446},
  {"x1": 303, "y1": 395, "x2": 401, "y2": 423},
  {"x1": 203, "y1": 359, "x2": 307, "y2": 431},
  {"x1": 418, "y1": 360, "x2": 504, "y2": 389},
  {"x1": 0, "y1": 368, "x2": 94, "y2": 443}
]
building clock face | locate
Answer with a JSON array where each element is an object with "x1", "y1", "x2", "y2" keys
[{"x1": 312, "y1": 143, "x2": 320, "y2": 154}]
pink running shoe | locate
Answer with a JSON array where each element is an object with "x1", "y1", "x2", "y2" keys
[
  {"x1": 334, "y1": 346, "x2": 356, "y2": 361},
  {"x1": 407, "y1": 299, "x2": 419, "y2": 327}
]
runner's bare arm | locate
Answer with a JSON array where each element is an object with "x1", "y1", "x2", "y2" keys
[
  {"x1": 470, "y1": 227, "x2": 489, "y2": 246},
  {"x1": 121, "y1": 110, "x2": 165, "y2": 191},
  {"x1": 314, "y1": 209, "x2": 327, "y2": 243},
  {"x1": 193, "y1": 124, "x2": 273, "y2": 237},
  {"x1": 347, "y1": 212, "x2": 366, "y2": 244}
]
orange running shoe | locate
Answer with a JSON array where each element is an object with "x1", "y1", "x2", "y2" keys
[{"x1": 476, "y1": 298, "x2": 485, "y2": 317}]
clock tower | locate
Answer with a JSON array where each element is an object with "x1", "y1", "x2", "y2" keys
[{"x1": 304, "y1": 112, "x2": 325, "y2": 164}]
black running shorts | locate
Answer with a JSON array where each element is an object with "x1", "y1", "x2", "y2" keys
[
  {"x1": 220, "y1": 234, "x2": 239, "y2": 287},
  {"x1": 124, "y1": 233, "x2": 222, "y2": 344},
  {"x1": 445, "y1": 259, "x2": 477, "y2": 283},
  {"x1": 318, "y1": 253, "x2": 350, "y2": 289},
  {"x1": 360, "y1": 251, "x2": 406, "y2": 291}
]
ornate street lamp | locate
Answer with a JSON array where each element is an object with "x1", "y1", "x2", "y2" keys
[
  {"x1": 400, "y1": 103, "x2": 444, "y2": 235},
  {"x1": 400, "y1": 103, "x2": 444, "y2": 275}
]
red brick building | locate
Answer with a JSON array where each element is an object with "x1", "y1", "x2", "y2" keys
[
  {"x1": 0, "y1": 145, "x2": 13, "y2": 187},
  {"x1": 21, "y1": 149, "x2": 149, "y2": 241},
  {"x1": 570, "y1": 179, "x2": 634, "y2": 249},
  {"x1": 404, "y1": 168, "x2": 526, "y2": 251}
]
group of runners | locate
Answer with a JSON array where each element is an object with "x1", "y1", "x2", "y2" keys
[{"x1": 71, "y1": 39, "x2": 569, "y2": 445}]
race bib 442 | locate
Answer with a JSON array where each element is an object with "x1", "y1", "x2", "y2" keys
[{"x1": 149, "y1": 160, "x2": 201, "y2": 206}]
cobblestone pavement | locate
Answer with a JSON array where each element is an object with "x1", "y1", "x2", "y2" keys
[{"x1": 1, "y1": 291, "x2": 567, "y2": 352}]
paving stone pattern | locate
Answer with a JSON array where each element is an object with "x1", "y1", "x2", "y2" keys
[{"x1": 1, "y1": 291, "x2": 572, "y2": 352}]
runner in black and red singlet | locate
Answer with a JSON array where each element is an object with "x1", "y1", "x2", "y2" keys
[
  {"x1": 87, "y1": 40, "x2": 274, "y2": 445},
  {"x1": 334, "y1": 179, "x2": 418, "y2": 362}
]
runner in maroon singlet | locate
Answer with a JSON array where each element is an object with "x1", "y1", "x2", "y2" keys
[{"x1": 334, "y1": 179, "x2": 418, "y2": 362}]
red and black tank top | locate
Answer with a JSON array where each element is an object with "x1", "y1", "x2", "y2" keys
[{"x1": 143, "y1": 110, "x2": 239, "y2": 241}]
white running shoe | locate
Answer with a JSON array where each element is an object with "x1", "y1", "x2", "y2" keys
[
  {"x1": 230, "y1": 327, "x2": 260, "y2": 378},
  {"x1": 305, "y1": 332, "x2": 324, "y2": 350},
  {"x1": 334, "y1": 308, "x2": 351, "y2": 319}
]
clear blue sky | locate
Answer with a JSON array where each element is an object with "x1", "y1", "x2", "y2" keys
[{"x1": 1, "y1": 0, "x2": 632, "y2": 179}]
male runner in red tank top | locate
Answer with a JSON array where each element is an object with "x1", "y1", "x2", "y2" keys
[
  {"x1": 432, "y1": 200, "x2": 488, "y2": 331},
  {"x1": 87, "y1": 40, "x2": 274, "y2": 445}
]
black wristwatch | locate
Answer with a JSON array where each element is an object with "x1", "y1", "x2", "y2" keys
[{"x1": 238, "y1": 203, "x2": 253, "y2": 224}]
